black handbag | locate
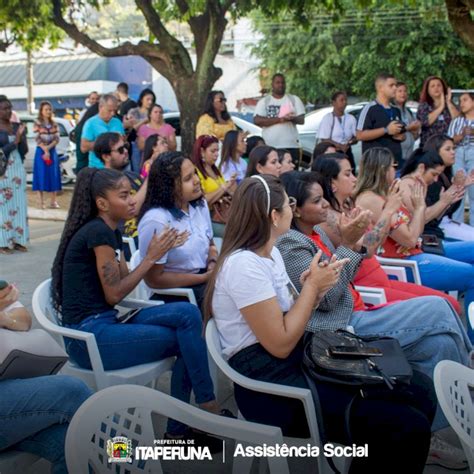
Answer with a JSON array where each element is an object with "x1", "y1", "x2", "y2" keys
[
  {"x1": 303, "y1": 329, "x2": 412, "y2": 389},
  {"x1": 421, "y1": 233, "x2": 445, "y2": 256}
]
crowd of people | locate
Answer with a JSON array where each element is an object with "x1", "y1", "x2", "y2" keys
[{"x1": 1, "y1": 71, "x2": 474, "y2": 473}]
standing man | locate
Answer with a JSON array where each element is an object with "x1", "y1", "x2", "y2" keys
[
  {"x1": 81, "y1": 94, "x2": 125, "y2": 169},
  {"x1": 356, "y1": 73, "x2": 406, "y2": 166},
  {"x1": 116, "y1": 82, "x2": 137, "y2": 121},
  {"x1": 254, "y1": 73, "x2": 305, "y2": 167}
]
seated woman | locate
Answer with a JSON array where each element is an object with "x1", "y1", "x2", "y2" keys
[
  {"x1": 138, "y1": 152, "x2": 218, "y2": 309},
  {"x1": 277, "y1": 149, "x2": 296, "y2": 174},
  {"x1": 51, "y1": 168, "x2": 220, "y2": 443},
  {"x1": 242, "y1": 135, "x2": 265, "y2": 160},
  {"x1": 277, "y1": 171, "x2": 470, "y2": 454},
  {"x1": 245, "y1": 145, "x2": 282, "y2": 177},
  {"x1": 192, "y1": 135, "x2": 237, "y2": 237},
  {"x1": 312, "y1": 151, "x2": 461, "y2": 313},
  {"x1": 205, "y1": 174, "x2": 439, "y2": 473},
  {"x1": 0, "y1": 282, "x2": 92, "y2": 474},
  {"x1": 355, "y1": 148, "x2": 474, "y2": 340},
  {"x1": 219, "y1": 130, "x2": 248, "y2": 184},
  {"x1": 423, "y1": 133, "x2": 474, "y2": 241},
  {"x1": 140, "y1": 133, "x2": 169, "y2": 179}
]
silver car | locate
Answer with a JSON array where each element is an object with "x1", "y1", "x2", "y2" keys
[{"x1": 19, "y1": 114, "x2": 76, "y2": 184}]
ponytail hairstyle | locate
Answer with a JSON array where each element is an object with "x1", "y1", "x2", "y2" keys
[
  {"x1": 353, "y1": 147, "x2": 394, "y2": 199},
  {"x1": 400, "y1": 149, "x2": 444, "y2": 177},
  {"x1": 51, "y1": 168, "x2": 127, "y2": 313},
  {"x1": 245, "y1": 145, "x2": 277, "y2": 177},
  {"x1": 192, "y1": 135, "x2": 221, "y2": 179},
  {"x1": 203, "y1": 175, "x2": 286, "y2": 322},
  {"x1": 311, "y1": 152, "x2": 350, "y2": 212}
]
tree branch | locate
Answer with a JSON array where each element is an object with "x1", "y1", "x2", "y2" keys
[
  {"x1": 445, "y1": 0, "x2": 474, "y2": 51},
  {"x1": 175, "y1": 0, "x2": 190, "y2": 15}
]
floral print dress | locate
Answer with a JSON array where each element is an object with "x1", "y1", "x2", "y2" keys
[{"x1": 0, "y1": 126, "x2": 29, "y2": 248}]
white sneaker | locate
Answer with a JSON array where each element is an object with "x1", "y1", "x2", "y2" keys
[{"x1": 426, "y1": 433, "x2": 468, "y2": 470}]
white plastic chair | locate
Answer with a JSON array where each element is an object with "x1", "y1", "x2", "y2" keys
[
  {"x1": 130, "y1": 250, "x2": 197, "y2": 305},
  {"x1": 205, "y1": 319, "x2": 351, "y2": 474},
  {"x1": 381, "y1": 265, "x2": 408, "y2": 282},
  {"x1": 214, "y1": 236, "x2": 223, "y2": 253},
  {"x1": 122, "y1": 236, "x2": 137, "y2": 259},
  {"x1": 355, "y1": 286, "x2": 387, "y2": 305},
  {"x1": 376, "y1": 256, "x2": 422, "y2": 285},
  {"x1": 32, "y1": 279, "x2": 175, "y2": 391},
  {"x1": 469, "y1": 302, "x2": 474, "y2": 334},
  {"x1": 65, "y1": 384, "x2": 289, "y2": 474},
  {"x1": 434, "y1": 360, "x2": 474, "y2": 472}
]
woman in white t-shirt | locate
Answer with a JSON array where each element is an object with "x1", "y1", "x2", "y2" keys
[
  {"x1": 138, "y1": 152, "x2": 218, "y2": 308},
  {"x1": 203, "y1": 175, "x2": 438, "y2": 472}
]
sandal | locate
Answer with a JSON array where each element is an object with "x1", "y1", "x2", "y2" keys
[
  {"x1": 13, "y1": 244, "x2": 28, "y2": 252},
  {"x1": 50, "y1": 202, "x2": 60, "y2": 209},
  {"x1": 0, "y1": 247, "x2": 13, "y2": 254}
]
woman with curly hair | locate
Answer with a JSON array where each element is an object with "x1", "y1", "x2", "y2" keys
[
  {"x1": 138, "y1": 152, "x2": 218, "y2": 308},
  {"x1": 195, "y1": 91, "x2": 236, "y2": 142},
  {"x1": 51, "y1": 167, "x2": 222, "y2": 445}
]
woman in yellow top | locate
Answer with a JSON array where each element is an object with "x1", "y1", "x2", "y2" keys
[
  {"x1": 196, "y1": 91, "x2": 236, "y2": 142},
  {"x1": 192, "y1": 135, "x2": 237, "y2": 237}
]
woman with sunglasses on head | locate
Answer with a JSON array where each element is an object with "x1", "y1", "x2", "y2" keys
[
  {"x1": 138, "y1": 152, "x2": 218, "y2": 309},
  {"x1": 314, "y1": 151, "x2": 462, "y2": 311},
  {"x1": 219, "y1": 130, "x2": 248, "y2": 184},
  {"x1": 246, "y1": 145, "x2": 282, "y2": 177},
  {"x1": 140, "y1": 134, "x2": 169, "y2": 179},
  {"x1": 277, "y1": 171, "x2": 470, "y2": 466},
  {"x1": 192, "y1": 135, "x2": 237, "y2": 238},
  {"x1": 52, "y1": 168, "x2": 222, "y2": 446},
  {"x1": 196, "y1": 91, "x2": 236, "y2": 142},
  {"x1": 137, "y1": 103, "x2": 176, "y2": 153},
  {"x1": 205, "y1": 174, "x2": 438, "y2": 473},
  {"x1": 423, "y1": 133, "x2": 474, "y2": 241}
]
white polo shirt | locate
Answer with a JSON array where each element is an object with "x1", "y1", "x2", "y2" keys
[
  {"x1": 138, "y1": 200, "x2": 213, "y2": 273},
  {"x1": 318, "y1": 111, "x2": 357, "y2": 144},
  {"x1": 212, "y1": 247, "x2": 296, "y2": 359}
]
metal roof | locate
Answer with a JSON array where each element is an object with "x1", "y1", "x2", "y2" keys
[{"x1": 0, "y1": 55, "x2": 107, "y2": 87}]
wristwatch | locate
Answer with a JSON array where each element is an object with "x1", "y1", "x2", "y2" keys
[
  {"x1": 357, "y1": 245, "x2": 368, "y2": 255},
  {"x1": 383, "y1": 126, "x2": 388, "y2": 135}
]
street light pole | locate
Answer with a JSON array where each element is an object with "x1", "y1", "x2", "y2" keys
[{"x1": 26, "y1": 50, "x2": 34, "y2": 114}]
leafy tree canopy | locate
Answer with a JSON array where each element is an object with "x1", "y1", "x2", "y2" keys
[{"x1": 253, "y1": 0, "x2": 474, "y2": 104}]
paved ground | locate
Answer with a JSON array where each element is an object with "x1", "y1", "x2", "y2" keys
[{"x1": 2, "y1": 217, "x2": 468, "y2": 474}]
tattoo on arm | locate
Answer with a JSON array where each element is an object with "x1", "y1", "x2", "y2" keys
[
  {"x1": 326, "y1": 211, "x2": 342, "y2": 238},
  {"x1": 363, "y1": 218, "x2": 388, "y2": 249},
  {"x1": 101, "y1": 261, "x2": 121, "y2": 286}
]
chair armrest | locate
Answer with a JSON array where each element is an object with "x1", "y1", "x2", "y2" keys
[
  {"x1": 119, "y1": 298, "x2": 164, "y2": 309},
  {"x1": 381, "y1": 265, "x2": 408, "y2": 282},
  {"x1": 355, "y1": 286, "x2": 387, "y2": 305},
  {"x1": 150, "y1": 288, "x2": 198, "y2": 306},
  {"x1": 376, "y1": 256, "x2": 422, "y2": 285}
]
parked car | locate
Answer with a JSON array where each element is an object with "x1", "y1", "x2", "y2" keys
[{"x1": 19, "y1": 114, "x2": 76, "y2": 184}]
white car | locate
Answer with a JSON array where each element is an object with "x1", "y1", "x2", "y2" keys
[
  {"x1": 19, "y1": 115, "x2": 76, "y2": 184},
  {"x1": 163, "y1": 112, "x2": 262, "y2": 152}
]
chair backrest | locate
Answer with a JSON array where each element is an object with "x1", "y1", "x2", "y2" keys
[
  {"x1": 66, "y1": 384, "x2": 288, "y2": 474},
  {"x1": 469, "y1": 302, "x2": 474, "y2": 335},
  {"x1": 130, "y1": 250, "x2": 149, "y2": 299},
  {"x1": 434, "y1": 360, "x2": 474, "y2": 471}
]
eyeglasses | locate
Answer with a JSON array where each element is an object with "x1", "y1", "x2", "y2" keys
[
  {"x1": 217, "y1": 98, "x2": 227, "y2": 103},
  {"x1": 112, "y1": 145, "x2": 127, "y2": 154},
  {"x1": 288, "y1": 196, "x2": 297, "y2": 211},
  {"x1": 391, "y1": 163, "x2": 398, "y2": 169}
]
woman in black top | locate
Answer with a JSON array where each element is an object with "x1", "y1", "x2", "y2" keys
[{"x1": 51, "y1": 168, "x2": 221, "y2": 443}]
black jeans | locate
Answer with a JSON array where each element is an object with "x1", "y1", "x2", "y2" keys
[{"x1": 229, "y1": 341, "x2": 436, "y2": 474}]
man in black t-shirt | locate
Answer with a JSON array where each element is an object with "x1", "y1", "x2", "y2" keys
[
  {"x1": 356, "y1": 73, "x2": 406, "y2": 165},
  {"x1": 116, "y1": 82, "x2": 137, "y2": 120},
  {"x1": 94, "y1": 133, "x2": 147, "y2": 249}
]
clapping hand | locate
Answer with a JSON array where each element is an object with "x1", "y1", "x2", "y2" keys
[
  {"x1": 384, "y1": 179, "x2": 403, "y2": 215},
  {"x1": 146, "y1": 227, "x2": 179, "y2": 262},
  {"x1": 339, "y1": 207, "x2": 372, "y2": 246}
]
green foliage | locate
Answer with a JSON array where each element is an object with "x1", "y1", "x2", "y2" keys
[
  {"x1": 0, "y1": 0, "x2": 63, "y2": 51},
  {"x1": 253, "y1": 1, "x2": 474, "y2": 104}
]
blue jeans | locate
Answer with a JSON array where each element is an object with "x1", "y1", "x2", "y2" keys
[
  {"x1": 349, "y1": 295, "x2": 471, "y2": 431},
  {"x1": 0, "y1": 375, "x2": 92, "y2": 474},
  {"x1": 452, "y1": 144, "x2": 474, "y2": 225},
  {"x1": 65, "y1": 303, "x2": 215, "y2": 434},
  {"x1": 407, "y1": 242, "x2": 474, "y2": 341}
]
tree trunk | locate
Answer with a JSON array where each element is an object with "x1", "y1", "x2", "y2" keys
[
  {"x1": 445, "y1": 0, "x2": 474, "y2": 51},
  {"x1": 26, "y1": 50, "x2": 34, "y2": 114}
]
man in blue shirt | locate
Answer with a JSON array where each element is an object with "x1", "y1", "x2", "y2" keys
[{"x1": 81, "y1": 94, "x2": 125, "y2": 168}]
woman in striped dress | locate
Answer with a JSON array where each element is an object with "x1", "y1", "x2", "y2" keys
[
  {"x1": 0, "y1": 95, "x2": 29, "y2": 254},
  {"x1": 32, "y1": 101, "x2": 62, "y2": 209}
]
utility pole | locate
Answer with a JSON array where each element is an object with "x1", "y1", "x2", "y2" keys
[{"x1": 26, "y1": 50, "x2": 34, "y2": 114}]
